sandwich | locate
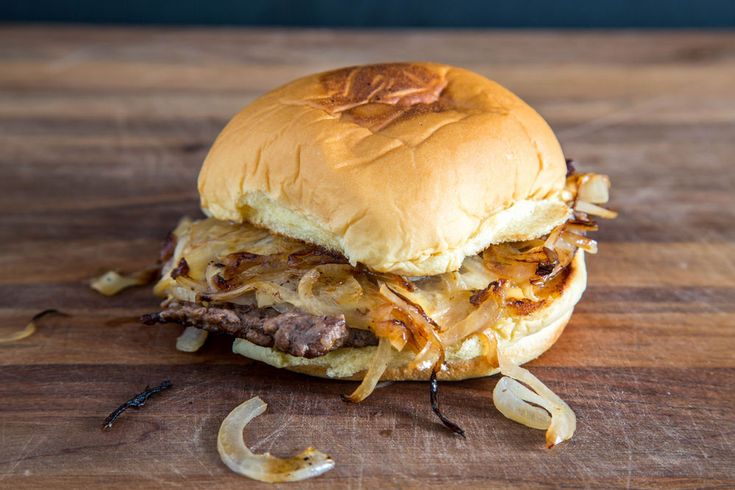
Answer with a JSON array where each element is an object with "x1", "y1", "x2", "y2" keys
[{"x1": 140, "y1": 62, "x2": 615, "y2": 445}]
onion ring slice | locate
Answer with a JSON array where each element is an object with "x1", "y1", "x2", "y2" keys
[
  {"x1": 493, "y1": 377, "x2": 552, "y2": 430},
  {"x1": 217, "y1": 397, "x2": 335, "y2": 483}
]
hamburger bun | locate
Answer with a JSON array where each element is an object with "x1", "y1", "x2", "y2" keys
[{"x1": 198, "y1": 62, "x2": 569, "y2": 276}]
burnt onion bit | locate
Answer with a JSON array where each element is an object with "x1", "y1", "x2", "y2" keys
[
  {"x1": 211, "y1": 246, "x2": 349, "y2": 292},
  {"x1": 469, "y1": 280, "x2": 504, "y2": 306},
  {"x1": 287, "y1": 247, "x2": 349, "y2": 268},
  {"x1": 386, "y1": 285, "x2": 440, "y2": 330},
  {"x1": 159, "y1": 231, "x2": 177, "y2": 264},
  {"x1": 535, "y1": 261, "x2": 555, "y2": 277},
  {"x1": 102, "y1": 380, "x2": 173, "y2": 430},
  {"x1": 358, "y1": 267, "x2": 417, "y2": 292},
  {"x1": 0, "y1": 309, "x2": 70, "y2": 344},
  {"x1": 170, "y1": 258, "x2": 190, "y2": 279},
  {"x1": 33, "y1": 309, "x2": 68, "y2": 322},
  {"x1": 430, "y1": 370, "x2": 466, "y2": 438}
]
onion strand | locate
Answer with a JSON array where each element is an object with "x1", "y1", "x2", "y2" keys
[
  {"x1": 217, "y1": 397, "x2": 335, "y2": 483},
  {"x1": 0, "y1": 322, "x2": 36, "y2": 344},
  {"x1": 0, "y1": 309, "x2": 66, "y2": 344},
  {"x1": 175, "y1": 326, "x2": 209, "y2": 352},
  {"x1": 91, "y1": 266, "x2": 158, "y2": 296},
  {"x1": 342, "y1": 337, "x2": 394, "y2": 403},
  {"x1": 574, "y1": 200, "x2": 618, "y2": 219}
]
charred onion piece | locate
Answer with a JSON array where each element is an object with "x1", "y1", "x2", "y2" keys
[
  {"x1": 535, "y1": 262, "x2": 555, "y2": 277},
  {"x1": 379, "y1": 283, "x2": 445, "y2": 370},
  {"x1": 102, "y1": 380, "x2": 172, "y2": 430},
  {"x1": 220, "y1": 251, "x2": 267, "y2": 280},
  {"x1": 385, "y1": 286, "x2": 440, "y2": 331},
  {"x1": 430, "y1": 371, "x2": 466, "y2": 438},
  {"x1": 469, "y1": 280, "x2": 504, "y2": 306},
  {"x1": 159, "y1": 231, "x2": 177, "y2": 264},
  {"x1": 287, "y1": 247, "x2": 348, "y2": 268},
  {"x1": 358, "y1": 266, "x2": 417, "y2": 292},
  {"x1": 170, "y1": 258, "x2": 190, "y2": 279},
  {"x1": 0, "y1": 309, "x2": 67, "y2": 344}
]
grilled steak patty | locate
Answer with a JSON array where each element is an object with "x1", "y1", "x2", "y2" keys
[{"x1": 141, "y1": 300, "x2": 377, "y2": 358}]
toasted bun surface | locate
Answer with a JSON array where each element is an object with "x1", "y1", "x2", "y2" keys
[
  {"x1": 199, "y1": 63, "x2": 568, "y2": 276},
  {"x1": 232, "y1": 251, "x2": 586, "y2": 382}
]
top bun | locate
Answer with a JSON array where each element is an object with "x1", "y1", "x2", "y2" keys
[{"x1": 199, "y1": 62, "x2": 569, "y2": 276}]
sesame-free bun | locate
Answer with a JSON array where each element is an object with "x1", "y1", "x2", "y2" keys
[
  {"x1": 199, "y1": 62, "x2": 569, "y2": 276},
  {"x1": 232, "y1": 251, "x2": 586, "y2": 382}
]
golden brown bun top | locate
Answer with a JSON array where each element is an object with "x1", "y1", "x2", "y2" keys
[{"x1": 199, "y1": 63, "x2": 568, "y2": 276}]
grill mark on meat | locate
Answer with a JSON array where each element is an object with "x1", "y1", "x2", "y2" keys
[{"x1": 141, "y1": 301, "x2": 378, "y2": 358}]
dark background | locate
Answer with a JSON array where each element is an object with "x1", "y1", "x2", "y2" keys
[{"x1": 2, "y1": 0, "x2": 735, "y2": 28}]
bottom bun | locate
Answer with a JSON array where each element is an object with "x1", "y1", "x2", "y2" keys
[{"x1": 233, "y1": 251, "x2": 586, "y2": 382}]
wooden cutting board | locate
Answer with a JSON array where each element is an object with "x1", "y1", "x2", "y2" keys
[{"x1": 1, "y1": 27, "x2": 733, "y2": 489}]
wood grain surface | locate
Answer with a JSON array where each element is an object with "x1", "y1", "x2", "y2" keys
[{"x1": 1, "y1": 26, "x2": 734, "y2": 489}]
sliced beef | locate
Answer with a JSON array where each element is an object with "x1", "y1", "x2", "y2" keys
[
  {"x1": 141, "y1": 301, "x2": 377, "y2": 358},
  {"x1": 263, "y1": 312, "x2": 349, "y2": 358}
]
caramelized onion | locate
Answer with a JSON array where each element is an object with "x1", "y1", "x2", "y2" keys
[
  {"x1": 456, "y1": 255, "x2": 497, "y2": 290},
  {"x1": 379, "y1": 283, "x2": 444, "y2": 371},
  {"x1": 441, "y1": 289, "x2": 502, "y2": 346},
  {"x1": 204, "y1": 281, "x2": 258, "y2": 301},
  {"x1": 493, "y1": 377, "x2": 552, "y2": 430},
  {"x1": 565, "y1": 221, "x2": 599, "y2": 234},
  {"x1": 494, "y1": 345, "x2": 576, "y2": 448},
  {"x1": 0, "y1": 309, "x2": 66, "y2": 344},
  {"x1": 176, "y1": 326, "x2": 208, "y2": 352},
  {"x1": 91, "y1": 267, "x2": 158, "y2": 296},
  {"x1": 297, "y1": 265, "x2": 363, "y2": 314},
  {"x1": 574, "y1": 200, "x2": 618, "y2": 219},
  {"x1": 343, "y1": 337, "x2": 394, "y2": 403},
  {"x1": 218, "y1": 397, "x2": 335, "y2": 482},
  {"x1": 153, "y1": 183, "x2": 615, "y2": 371},
  {"x1": 483, "y1": 245, "x2": 538, "y2": 285},
  {"x1": 0, "y1": 321, "x2": 36, "y2": 343},
  {"x1": 370, "y1": 314, "x2": 410, "y2": 351},
  {"x1": 560, "y1": 231, "x2": 598, "y2": 254},
  {"x1": 577, "y1": 174, "x2": 611, "y2": 204}
]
